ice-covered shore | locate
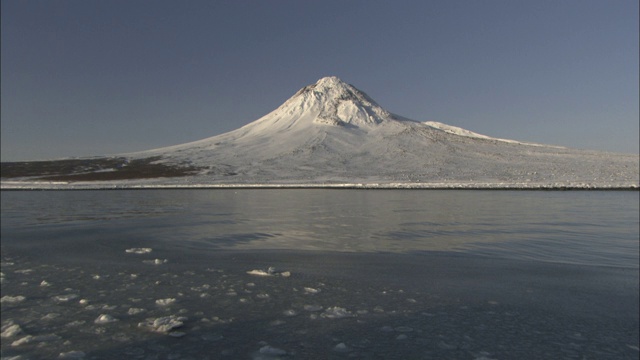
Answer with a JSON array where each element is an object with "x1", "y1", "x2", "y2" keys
[{"x1": 1, "y1": 180, "x2": 638, "y2": 190}]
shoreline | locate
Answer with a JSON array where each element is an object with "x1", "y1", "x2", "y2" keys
[{"x1": 2, "y1": 181, "x2": 638, "y2": 191}]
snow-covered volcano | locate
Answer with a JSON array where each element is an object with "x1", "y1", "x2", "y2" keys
[
  {"x1": 3, "y1": 76, "x2": 638, "y2": 188},
  {"x1": 116, "y1": 76, "x2": 634, "y2": 187}
]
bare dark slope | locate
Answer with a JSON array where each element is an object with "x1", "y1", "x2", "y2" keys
[{"x1": 1, "y1": 157, "x2": 201, "y2": 181}]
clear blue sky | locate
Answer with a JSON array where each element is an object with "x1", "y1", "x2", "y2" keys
[{"x1": 2, "y1": 0, "x2": 638, "y2": 161}]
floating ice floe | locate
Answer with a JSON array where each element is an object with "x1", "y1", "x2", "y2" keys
[
  {"x1": 258, "y1": 345, "x2": 287, "y2": 356},
  {"x1": 246, "y1": 267, "x2": 290, "y2": 277},
  {"x1": 0, "y1": 295, "x2": 25, "y2": 304},
  {"x1": 143, "y1": 259, "x2": 168, "y2": 265},
  {"x1": 125, "y1": 247, "x2": 153, "y2": 254},
  {"x1": 283, "y1": 309, "x2": 298, "y2": 317},
  {"x1": 42, "y1": 313, "x2": 60, "y2": 320},
  {"x1": 321, "y1": 307, "x2": 353, "y2": 319},
  {"x1": 58, "y1": 350, "x2": 86, "y2": 359},
  {"x1": 1, "y1": 323, "x2": 22, "y2": 338},
  {"x1": 156, "y1": 298, "x2": 177, "y2": 306},
  {"x1": 11, "y1": 334, "x2": 60, "y2": 346},
  {"x1": 127, "y1": 307, "x2": 146, "y2": 315},
  {"x1": 333, "y1": 342, "x2": 350, "y2": 352},
  {"x1": 303, "y1": 304, "x2": 323, "y2": 312},
  {"x1": 52, "y1": 294, "x2": 78, "y2": 302},
  {"x1": 138, "y1": 315, "x2": 187, "y2": 333},
  {"x1": 94, "y1": 314, "x2": 118, "y2": 324}
]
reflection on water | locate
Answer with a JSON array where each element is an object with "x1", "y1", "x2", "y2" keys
[
  {"x1": 1, "y1": 190, "x2": 638, "y2": 267},
  {"x1": 1, "y1": 190, "x2": 638, "y2": 359}
]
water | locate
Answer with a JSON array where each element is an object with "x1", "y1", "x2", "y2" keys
[{"x1": 1, "y1": 190, "x2": 638, "y2": 359}]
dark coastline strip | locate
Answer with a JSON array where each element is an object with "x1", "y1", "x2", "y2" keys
[{"x1": 1, "y1": 185, "x2": 638, "y2": 191}]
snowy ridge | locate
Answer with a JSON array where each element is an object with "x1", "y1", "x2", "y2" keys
[
  {"x1": 423, "y1": 121, "x2": 562, "y2": 148},
  {"x1": 2, "y1": 76, "x2": 638, "y2": 189}
]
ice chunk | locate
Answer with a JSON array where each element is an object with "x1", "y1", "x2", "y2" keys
[
  {"x1": 155, "y1": 298, "x2": 176, "y2": 306},
  {"x1": 283, "y1": 309, "x2": 298, "y2": 317},
  {"x1": 333, "y1": 342, "x2": 350, "y2": 352},
  {"x1": 125, "y1": 248, "x2": 153, "y2": 254},
  {"x1": 246, "y1": 269, "x2": 272, "y2": 276},
  {"x1": 138, "y1": 315, "x2": 186, "y2": 333},
  {"x1": 52, "y1": 294, "x2": 78, "y2": 302},
  {"x1": 143, "y1": 259, "x2": 168, "y2": 265},
  {"x1": 303, "y1": 305, "x2": 323, "y2": 312},
  {"x1": 246, "y1": 267, "x2": 290, "y2": 277},
  {"x1": 42, "y1": 313, "x2": 61, "y2": 320},
  {"x1": 94, "y1": 314, "x2": 118, "y2": 324},
  {"x1": 58, "y1": 350, "x2": 86, "y2": 359},
  {"x1": 321, "y1": 307, "x2": 353, "y2": 319},
  {"x1": 1, "y1": 324, "x2": 22, "y2": 338},
  {"x1": 12, "y1": 334, "x2": 60, "y2": 346},
  {"x1": 1, "y1": 295, "x2": 25, "y2": 304},
  {"x1": 127, "y1": 307, "x2": 146, "y2": 315},
  {"x1": 259, "y1": 345, "x2": 287, "y2": 355},
  {"x1": 12, "y1": 335, "x2": 34, "y2": 346}
]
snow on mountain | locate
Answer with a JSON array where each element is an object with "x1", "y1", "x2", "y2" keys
[
  {"x1": 2, "y1": 76, "x2": 638, "y2": 188},
  {"x1": 422, "y1": 121, "x2": 560, "y2": 147}
]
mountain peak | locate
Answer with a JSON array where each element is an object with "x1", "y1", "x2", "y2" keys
[
  {"x1": 314, "y1": 76, "x2": 349, "y2": 90},
  {"x1": 285, "y1": 76, "x2": 391, "y2": 127}
]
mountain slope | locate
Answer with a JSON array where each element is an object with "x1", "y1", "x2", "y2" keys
[{"x1": 2, "y1": 76, "x2": 638, "y2": 188}]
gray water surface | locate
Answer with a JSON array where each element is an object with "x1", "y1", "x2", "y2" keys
[{"x1": 1, "y1": 190, "x2": 638, "y2": 359}]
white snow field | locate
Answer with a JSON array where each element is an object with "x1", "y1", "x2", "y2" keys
[{"x1": 2, "y1": 76, "x2": 638, "y2": 189}]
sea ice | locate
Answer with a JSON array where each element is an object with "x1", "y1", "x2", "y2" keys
[
  {"x1": 143, "y1": 259, "x2": 168, "y2": 265},
  {"x1": 246, "y1": 267, "x2": 291, "y2": 277},
  {"x1": 321, "y1": 307, "x2": 353, "y2": 319},
  {"x1": 333, "y1": 342, "x2": 350, "y2": 352},
  {"x1": 138, "y1": 315, "x2": 187, "y2": 333},
  {"x1": 52, "y1": 294, "x2": 78, "y2": 302},
  {"x1": 58, "y1": 350, "x2": 86, "y2": 359},
  {"x1": 1, "y1": 323, "x2": 22, "y2": 338},
  {"x1": 125, "y1": 248, "x2": 153, "y2": 254},
  {"x1": 303, "y1": 305, "x2": 323, "y2": 312},
  {"x1": 156, "y1": 298, "x2": 177, "y2": 306},
  {"x1": 246, "y1": 269, "x2": 272, "y2": 276},
  {"x1": 283, "y1": 309, "x2": 298, "y2": 317},
  {"x1": 94, "y1": 314, "x2": 118, "y2": 324},
  {"x1": 11, "y1": 335, "x2": 34, "y2": 346},
  {"x1": 259, "y1": 345, "x2": 287, "y2": 355},
  {"x1": 11, "y1": 334, "x2": 60, "y2": 346},
  {"x1": 0, "y1": 295, "x2": 25, "y2": 304},
  {"x1": 127, "y1": 307, "x2": 146, "y2": 315}
]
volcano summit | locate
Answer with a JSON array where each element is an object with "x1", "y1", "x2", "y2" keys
[{"x1": 2, "y1": 76, "x2": 638, "y2": 189}]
